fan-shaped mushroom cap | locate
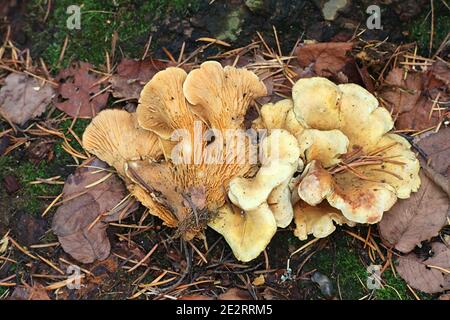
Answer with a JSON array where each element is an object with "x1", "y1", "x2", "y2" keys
[
  {"x1": 297, "y1": 160, "x2": 333, "y2": 206},
  {"x1": 292, "y1": 77, "x2": 342, "y2": 130},
  {"x1": 228, "y1": 129, "x2": 300, "y2": 211},
  {"x1": 297, "y1": 129, "x2": 349, "y2": 167},
  {"x1": 208, "y1": 203, "x2": 277, "y2": 262},
  {"x1": 294, "y1": 201, "x2": 355, "y2": 240},
  {"x1": 260, "y1": 99, "x2": 304, "y2": 138},
  {"x1": 183, "y1": 61, "x2": 267, "y2": 131},
  {"x1": 268, "y1": 178, "x2": 294, "y2": 228},
  {"x1": 297, "y1": 160, "x2": 398, "y2": 224},
  {"x1": 82, "y1": 109, "x2": 162, "y2": 176},
  {"x1": 137, "y1": 67, "x2": 196, "y2": 139}
]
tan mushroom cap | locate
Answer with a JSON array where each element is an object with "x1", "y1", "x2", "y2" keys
[
  {"x1": 137, "y1": 67, "x2": 196, "y2": 139},
  {"x1": 228, "y1": 129, "x2": 300, "y2": 211},
  {"x1": 268, "y1": 178, "x2": 294, "y2": 228},
  {"x1": 297, "y1": 160, "x2": 333, "y2": 206},
  {"x1": 292, "y1": 78, "x2": 394, "y2": 155},
  {"x1": 292, "y1": 77, "x2": 342, "y2": 130},
  {"x1": 183, "y1": 61, "x2": 267, "y2": 131},
  {"x1": 331, "y1": 133, "x2": 420, "y2": 199},
  {"x1": 82, "y1": 109, "x2": 162, "y2": 176},
  {"x1": 208, "y1": 203, "x2": 277, "y2": 262},
  {"x1": 298, "y1": 160, "x2": 398, "y2": 224},
  {"x1": 294, "y1": 201, "x2": 355, "y2": 240},
  {"x1": 297, "y1": 129, "x2": 349, "y2": 167},
  {"x1": 260, "y1": 99, "x2": 304, "y2": 138}
]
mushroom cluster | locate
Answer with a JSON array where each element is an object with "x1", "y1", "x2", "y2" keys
[
  {"x1": 259, "y1": 77, "x2": 421, "y2": 241},
  {"x1": 82, "y1": 62, "x2": 420, "y2": 262}
]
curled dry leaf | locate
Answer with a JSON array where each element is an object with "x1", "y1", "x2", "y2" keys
[
  {"x1": 110, "y1": 58, "x2": 169, "y2": 100},
  {"x1": 54, "y1": 62, "x2": 109, "y2": 118},
  {"x1": 0, "y1": 73, "x2": 54, "y2": 125},
  {"x1": 295, "y1": 42, "x2": 362, "y2": 84},
  {"x1": 52, "y1": 158, "x2": 138, "y2": 264},
  {"x1": 10, "y1": 283, "x2": 50, "y2": 300},
  {"x1": 396, "y1": 242, "x2": 450, "y2": 294},
  {"x1": 378, "y1": 171, "x2": 448, "y2": 253},
  {"x1": 379, "y1": 63, "x2": 449, "y2": 131}
]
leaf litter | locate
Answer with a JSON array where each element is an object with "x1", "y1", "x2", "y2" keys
[
  {"x1": 52, "y1": 157, "x2": 138, "y2": 263},
  {"x1": 1, "y1": 21, "x2": 450, "y2": 299}
]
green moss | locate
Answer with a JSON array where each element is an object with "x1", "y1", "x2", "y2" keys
[
  {"x1": 303, "y1": 232, "x2": 431, "y2": 300},
  {"x1": 0, "y1": 155, "x2": 63, "y2": 215},
  {"x1": 26, "y1": 0, "x2": 201, "y2": 70},
  {"x1": 376, "y1": 269, "x2": 432, "y2": 300},
  {"x1": 409, "y1": 1, "x2": 450, "y2": 55},
  {"x1": 305, "y1": 234, "x2": 367, "y2": 299}
]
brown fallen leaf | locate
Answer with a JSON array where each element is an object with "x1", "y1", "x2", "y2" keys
[
  {"x1": 54, "y1": 62, "x2": 109, "y2": 118},
  {"x1": 110, "y1": 58, "x2": 168, "y2": 100},
  {"x1": 415, "y1": 127, "x2": 450, "y2": 176},
  {"x1": 52, "y1": 158, "x2": 138, "y2": 263},
  {"x1": 379, "y1": 172, "x2": 448, "y2": 253},
  {"x1": 396, "y1": 242, "x2": 450, "y2": 294},
  {"x1": 10, "y1": 283, "x2": 50, "y2": 300},
  {"x1": 0, "y1": 73, "x2": 54, "y2": 125},
  {"x1": 295, "y1": 42, "x2": 362, "y2": 85},
  {"x1": 379, "y1": 66, "x2": 448, "y2": 130},
  {"x1": 218, "y1": 288, "x2": 253, "y2": 300},
  {"x1": 415, "y1": 127, "x2": 450, "y2": 196}
]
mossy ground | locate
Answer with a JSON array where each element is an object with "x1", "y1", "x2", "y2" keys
[{"x1": 1, "y1": 0, "x2": 445, "y2": 299}]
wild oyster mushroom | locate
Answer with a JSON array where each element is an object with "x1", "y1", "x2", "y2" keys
[
  {"x1": 260, "y1": 77, "x2": 420, "y2": 240},
  {"x1": 83, "y1": 61, "x2": 268, "y2": 242}
]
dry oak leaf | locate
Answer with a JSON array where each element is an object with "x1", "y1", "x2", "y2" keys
[
  {"x1": 54, "y1": 62, "x2": 109, "y2": 118},
  {"x1": 10, "y1": 283, "x2": 50, "y2": 300},
  {"x1": 379, "y1": 67, "x2": 448, "y2": 130},
  {"x1": 0, "y1": 73, "x2": 54, "y2": 125},
  {"x1": 415, "y1": 127, "x2": 450, "y2": 176},
  {"x1": 52, "y1": 157, "x2": 137, "y2": 264},
  {"x1": 110, "y1": 58, "x2": 169, "y2": 100},
  {"x1": 295, "y1": 42, "x2": 362, "y2": 84},
  {"x1": 397, "y1": 242, "x2": 450, "y2": 294},
  {"x1": 378, "y1": 171, "x2": 449, "y2": 253}
]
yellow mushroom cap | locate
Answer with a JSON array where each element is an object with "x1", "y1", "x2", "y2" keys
[
  {"x1": 228, "y1": 129, "x2": 300, "y2": 211},
  {"x1": 294, "y1": 201, "x2": 355, "y2": 240},
  {"x1": 297, "y1": 129, "x2": 349, "y2": 167},
  {"x1": 137, "y1": 67, "x2": 196, "y2": 140},
  {"x1": 183, "y1": 61, "x2": 267, "y2": 131},
  {"x1": 82, "y1": 109, "x2": 162, "y2": 176},
  {"x1": 208, "y1": 203, "x2": 277, "y2": 262},
  {"x1": 292, "y1": 77, "x2": 342, "y2": 130}
]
